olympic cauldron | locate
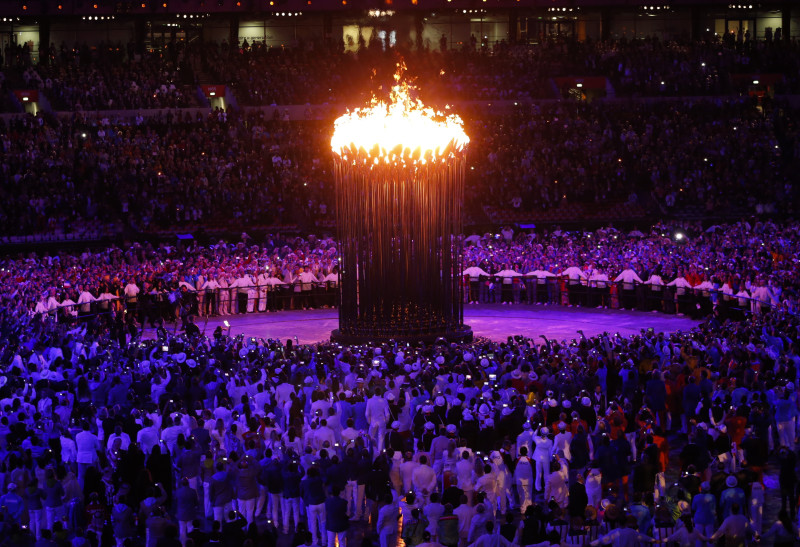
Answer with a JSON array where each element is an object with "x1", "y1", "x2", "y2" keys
[{"x1": 330, "y1": 75, "x2": 472, "y2": 344}]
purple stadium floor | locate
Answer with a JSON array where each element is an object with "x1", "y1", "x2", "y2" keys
[{"x1": 151, "y1": 304, "x2": 700, "y2": 345}]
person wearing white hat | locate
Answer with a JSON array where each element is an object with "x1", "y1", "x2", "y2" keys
[
  {"x1": 532, "y1": 427, "x2": 553, "y2": 492},
  {"x1": 366, "y1": 387, "x2": 391, "y2": 454},
  {"x1": 720, "y1": 475, "x2": 746, "y2": 521},
  {"x1": 516, "y1": 422, "x2": 534, "y2": 459},
  {"x1": 585, "y1": 465, "x2": 603, "y2": 509},
  {"x1": 488, "y1": 450, "x2": 512, "y2": 515},
  {"x1": 552, "y1": 422, "x2": 572, "y2": 462}
]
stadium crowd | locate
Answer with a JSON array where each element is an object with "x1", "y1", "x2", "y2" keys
[
  {"x1": 4, "y1": 33, "x2": 800, "y2": 118},
  {"x1": 0, "y1": 111, "x2": 323, "y2": 237},
  {"x1": 19, "y1": 42, "x2": 199, "y2": 112},
  {"x1": 4, "y1": 219, "x2": 797, "y2": 326},
  {"x1": 0, "y1": 247, "x2": 799, "y2": 546},
  {"x1": 5, "y1": 34, "x2": 800, "y2": 110},
  {"x1": 0, "y1": 96, "x2": 796, "y2": 238},
  {"x1": 1, "y1": 20, "x2": 800, "y2": 547}
]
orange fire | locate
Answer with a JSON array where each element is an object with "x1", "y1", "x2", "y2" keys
[{"x1": 331, "y1": 65, "x2": 469, "y2": 164}]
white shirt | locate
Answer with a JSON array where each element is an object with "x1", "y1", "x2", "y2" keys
[
  {"x1": 455, "y1": 458, "x2": 474, "y2": 491},
  {"x1": 589, "y1": 272, "x2": 609, "y2": 288},
  {"x1": 552, "y1": 430, "x2": 573, "y2": 460},
  {"x1": 75, "y1": 430, "x2": 100, "y2": 464},
  {"x1": 412, "y1": 463, "x2": 437, "y2": 493},
  {"x1": 532, "y1": 435, "x2": 553, "y2": 458},
  {"x1": 137, "y1": 426, "x2": 160, "y2": 455},
  {"x1": 399, "y1": 460, "x2": 419, "y2": 492},
  {"x1": 77, "y1": 291, "x2": 95, "y2": 312},
  {"x1": 366, "y1": 395, "x2": 390, "y2": 424},
  {"x1": 123, "y1": 283, "x2": 140, "y2": 300},
  {"x1": 614, "y1": 269, "x2": 644, "y2": 286},
  {"x1": 106, "y1": 432, "x2": 131, "y2": 452},
  {"x1": 60, "y1": 435, "x2": 77, "y2": 463},
  {"x1": 516, "y1": 430, "x2": 534, "y2": 457}
]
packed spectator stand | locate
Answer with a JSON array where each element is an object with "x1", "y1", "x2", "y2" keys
[{"x1": 0, "y1": 96, "x2": 796, "y2": 240}]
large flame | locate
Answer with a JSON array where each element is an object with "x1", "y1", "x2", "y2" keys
[{"x1": 331, "y1": 66, "x2": 469, "y2": 164}]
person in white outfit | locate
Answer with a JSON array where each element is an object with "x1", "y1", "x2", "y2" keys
[
  {"x1": 516, "y1": 423, "x2": 534, "y2": 458},
  {"x1": 513, "y1": 446, "x2": 535, "y2": 513},
  {"x1": 75, "y1": 423, "x2": 100, "y2": 488},
  {"x1": 455, "y1": 451, "x2": 475, "y2": 505},
  {"x1": 412, "y1": 456, "x2": 437, "y2": 504},
  {"x1": 366, "y1": 388, "x2": 390, "y2": 454},
  {"x1": 585, "y1": 466, "x2": 603, "y2": 508},
  {"x1": 544, "y1": 460, "x2": 568, "y2": 509},
  {"x1": 490, "y1": 451, "x2": 512, "y2": 515},
  {"x1": 257, "y1": 272, "x2": 270, "y2": 312},
  {"x1": 532, "y1": 427, "x2": 553, "y2": 492},
  {"x1": 552, "y1": 422, "x2": 572, "y2": 462},
  {"x1": 218, "y1": 275, "x2": 230, "y2": 315}
]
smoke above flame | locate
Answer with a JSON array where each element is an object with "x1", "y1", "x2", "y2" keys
[{"x1": 331, "y1": 62, "x2": 469, "y2": 164}]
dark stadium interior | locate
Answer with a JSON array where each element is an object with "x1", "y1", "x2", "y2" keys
[{"x1": 0, "y1": 1, "x2": 799, "y2": 546}]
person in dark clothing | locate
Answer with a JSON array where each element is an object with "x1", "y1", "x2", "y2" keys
[
  {"x1": 594, "y1": 435, "x2": 617, "y2": 485},
  {"x1": 678, "y1": 465, "x2": 702, "y2": 498},
  {"x1": 207, "y1": 520, "x2": 224, "y2": 546},
  {"x1": 364, "y1": 460, "x2": 391, "y2": 524},
  {"x1": 300, "y1": 466, "x2": 327, "y2": 547},
  {"x1": 441, "y1": 483, "x2": 464, "y2": 508},
  {"x1": 567, "y1": 474, "x2": 588, "y2": 519},
  {"x1": 290, "y1": 523, "x2": 310, "y2": 547},
  {"x1": 499, "y1": 512, "x2": 517, "y2": 543},
  {"x1": 155, "y1": 524, "x2": 182, "y2": 547},
  {"x1": 222, "y1": 510, "x2": 248, "y2": 547},
  {"x1": 741, "y1": 429, "x2": 768, "y2": 479},
  {"x1": 609, "y1": 434, "x2": 632, "y2": 502},
  {"x1": 325, "y1": 486, "x2": 349, "y2": 547},
  {"x1": 324, "y1": 456, "x2": 348, "y2": 495},
  {"x1": 777, "y1": 446, "x2": 798, "y2": 517},
  {"x1": 569, "y1": 425, "x2": 591, "y2": 477},
  {"x1": 190, "y1": 419, "x2": 212, "y2": 454},
  {"x1": 519, "y1": 504, "x2": 551, "y2": 546},
  {"x1": 187, "y1": 519, "x2": 209, "y2": 547},
  {"x1": 632, "y1": 453, "x2": 658, "y2": 496},
  {"x1": 708, "y1": 461, "x2": 729, "y2": 503},
  {"x1": 147, "y1": 445, "x2": 174, "y2": 504},
  {"x1": 384, "y1": 423, "x2": 405, "y2": 454},
  {"x1": 281, "y1": 462, "x2": 304, "y2": 534}
]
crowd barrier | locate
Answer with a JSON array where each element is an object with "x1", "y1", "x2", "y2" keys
[
  {"x1": 39, "y1": 278, "x2": 781, "y2": 328},
  {"x1": 42, "y1": 282, "x2": 341, "y2": 325},
  {"x1": 464, "y1": 276, "x2": 772, "y2": 318},
  {"x1": 463, "y1": 277, "x2": 778, "y2": 321}
]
